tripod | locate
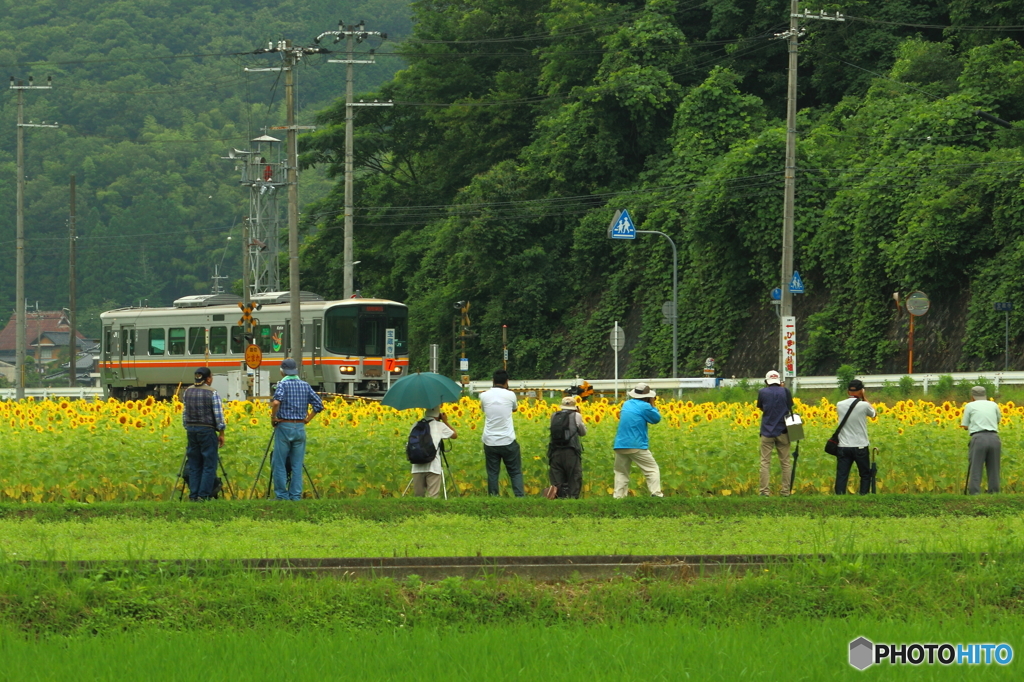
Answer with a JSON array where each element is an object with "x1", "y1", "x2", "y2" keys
[
  {"x1": 175, "y1": 448, "x2": 236, "y2": 501},
  {"x1": 250, "y1": 430, "x2": 321, "y2": 499},
  {"x1": 403, "y1": 443, "x2": 460, "y2": 499}
]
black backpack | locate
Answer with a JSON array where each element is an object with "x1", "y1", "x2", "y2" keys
[
  {"x1": 406, "y1": 419, "x2": 439, "y2": 464},
  {"x1": 550, "y1": 411, "x2": 578, "y2": 448}
]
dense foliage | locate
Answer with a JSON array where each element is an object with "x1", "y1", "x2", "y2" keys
[
  {"x1": 0, "y1": 0, "x2": 411, "y2": 335},
  {"x1": 301, "y1": 0, "x2": 1024, "y2": 377}
]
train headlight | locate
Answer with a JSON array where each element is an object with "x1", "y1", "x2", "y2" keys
[
  {"x1": 339, "y1": 366, "x2": 356, "y2": 375},
  {"x1": 389, "y1": 366, "x2": 403, "y2": 375}
]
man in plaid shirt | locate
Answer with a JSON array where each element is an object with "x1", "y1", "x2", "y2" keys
[
  {"x1": 181, "y1": 367, "x2": 226, "y2": 501},
  {"x1": 270, "y1": 358, "x2": 324, "y2": 500}
]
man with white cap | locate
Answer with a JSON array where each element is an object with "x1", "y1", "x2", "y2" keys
[
  {"x1": 756, "y1": 370, "x2": 793, "y2": 496},
  {"x1": 547, "y1": 395, "x2": 588, "y2": 499},
  {"x1": 612, "y1": 383, "x2": 663, "y2": 498},
  {"x1": 961, "y1": 385, "x2": 1001, "y2": 494},
  {"x1": 411, "y1": 406, "x2": 457, "y2": 498}
]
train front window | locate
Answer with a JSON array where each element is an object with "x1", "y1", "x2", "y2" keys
[{"x1": 324, "y1": 306, "x2": 358, "y2": 355}]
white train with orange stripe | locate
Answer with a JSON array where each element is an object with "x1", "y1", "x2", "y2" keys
[{"x1": 99, "y1": 292, "x2": 408, "y2": 399}]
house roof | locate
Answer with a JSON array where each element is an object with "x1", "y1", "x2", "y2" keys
[
  {"x1": 0, "y1": 311, "x2": 88, "y2": 352},
  {"x1": 31, "y1": 331, "x2": 93, "y2": 349}
]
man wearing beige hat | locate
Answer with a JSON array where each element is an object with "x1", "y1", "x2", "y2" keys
[
  {"x1": 547, "y1": 395, "x2": 588, "y2": 499},
  {"x1": 612, "y1": 383, "x2": 663, "y2": 498},
  {"x1": 961, "y1": 385, "x2": 1001, "y2": 494}
]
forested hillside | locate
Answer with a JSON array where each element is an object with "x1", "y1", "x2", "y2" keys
[
  {"x1": 0, "y1": 0, "x2": 411, "y2": 335},
  {"x1": 301, "y1": 0, "x2": 1024, "y2": 378}
]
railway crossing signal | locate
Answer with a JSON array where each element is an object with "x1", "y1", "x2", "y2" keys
[{"x1": 237, "y1": 301, "x2": 262, "y2": 327}]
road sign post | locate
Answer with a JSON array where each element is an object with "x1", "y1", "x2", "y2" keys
[
  {"x1": 608, "y1": 209, "x2": 677, "y2": 379},
  {"x1": 996, "y1": 302, "x2": 1013, "y2": 370},
  {"x1": 385, "y1": 327, "x2": 395, "y2": 391},
  {"x1": 611, "y1": 321, "x2": 625, "y2": 401}
]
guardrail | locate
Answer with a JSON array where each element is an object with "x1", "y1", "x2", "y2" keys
[
  {"x1": 470, "y1": 371, "x2": 1024, "y2": 396},
  {"x1": 0, "y1": 387, "x2": 104, "y2": 400},
  {"x1": 5, "y1": 370, "x2": 1022, "y2": 401}
]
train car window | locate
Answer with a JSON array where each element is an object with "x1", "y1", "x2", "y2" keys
[
  {"x1": 188, "y1": 328, "x2": 206, "y2": 355},
  {"x1": 148, "y1": 329, "x2": 165, "y2": 356},
  {"x1": 168, "y1": 328, "x2": 186, "y2": 355},
  {"x1": 209, "y1": 326, "x2": 228, "y2": 355},
  {"x1": 121, "y1": 329, "x2": 135, "y2": 356},
  {"x1": 255, "y1": 325, "x2": 277, "y2": 354},
  {"x1": 230, "y1": 326, "x2": 246, "y2": 354},
  {"x1": 324, "y1": 306, "x2": 358, "y2": 356},
  {"x1": 103, "y1": 327, "x2": 112, "y2": 361},
  {"x1": 386, "y1": 307, "x2": 408, "y2": 355}
]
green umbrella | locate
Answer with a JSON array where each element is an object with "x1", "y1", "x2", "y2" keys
[{"x1": 381, "y1": 372, "x2": 463, "y2": 411}]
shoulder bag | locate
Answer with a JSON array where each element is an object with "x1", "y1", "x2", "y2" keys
[{"x1": 824, "y1": 398, "x2": 861, "y2": 457}]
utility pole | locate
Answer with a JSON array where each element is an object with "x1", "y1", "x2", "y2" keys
[
  {"x1": 321, "y1": 21, "x2": 391, "y2": 299},
  {"x1": 775, "y1": 5, "x2": 843, "y2": 374},
  {"x1": 69, "y1": 173, "x2": 76, "y2": 388},
  {"x1": 11, "y1": 76, "x2": 55, "y2": 400},
  {"x1": 252, "y1": 41, "x2": 326, "y2": 379}
]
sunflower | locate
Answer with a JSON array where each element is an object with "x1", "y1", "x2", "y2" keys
[{"x1": 249, "y1": 418, "x2": 259, "y2": 426}]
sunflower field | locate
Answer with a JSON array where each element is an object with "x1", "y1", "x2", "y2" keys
[{"x1": 0, "y1": 395, "x2": 1021, "y2": 502}]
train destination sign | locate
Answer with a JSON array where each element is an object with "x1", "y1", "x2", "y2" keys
[{"x1": 245, "y1": 344, "x2": 263, "y2": 369}]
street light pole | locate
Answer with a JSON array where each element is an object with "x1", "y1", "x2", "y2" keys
[{"x1": 636, "y1": 230, "x2": 678, "y2": 379}]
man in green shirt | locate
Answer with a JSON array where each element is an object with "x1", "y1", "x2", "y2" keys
[{"x1": 961, "y1": 385, "x2": 1001, "y2": 494}]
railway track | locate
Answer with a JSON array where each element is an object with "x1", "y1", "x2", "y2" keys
[{"x1": 19, "y1": 553, "x2": 984, "y2": 581}]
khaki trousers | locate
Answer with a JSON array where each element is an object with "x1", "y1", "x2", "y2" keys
[
  {"x1": 759, "y1": 433, "x2": 792, "y2": 496},
  {"x1": 613, "y1": 449, "x2": 663, "y2": 498},
  {"x1": 413, "y1": 472, "x2": 442, "y2": 498}
]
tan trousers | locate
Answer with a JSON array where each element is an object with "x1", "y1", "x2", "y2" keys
[
  {"x1": 413, "y1": 472, "x2": 442, "y2": 498},
  {"x1": 759, "y1": 433, "x2": 792, "y2": 496},
  {"x1": 613, "y1": 449, "x2": 663, "y2": 498}
]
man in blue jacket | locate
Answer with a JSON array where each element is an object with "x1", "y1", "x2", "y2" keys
[{"x1": 612, "y1": 383, "x2": 663, "y2": 498}]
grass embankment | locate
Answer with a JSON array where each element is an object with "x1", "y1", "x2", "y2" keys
[
  {"x1": 1, "y1": 497, "x2": 1022, "y2": 561},
  {"x1": 1, "y1": 553, "x2": 1022, "y2": 636},
  {"x1": 3, "y1": 619, "x2": 1021, "y2": 681}
]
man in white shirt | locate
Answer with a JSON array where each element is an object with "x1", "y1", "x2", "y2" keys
[
  {"x1": 961, "y1": 385, "x2": 1001, "y2": 494},
  {"x1": 411, "y1": 406, "x2": 457, "y2": 498},
  {"x1": 479, "y1": 369, "x2": 523, "y2": 497},
  {"x1": 835, "y1": 379, "x2": 876, "y2": 495}
]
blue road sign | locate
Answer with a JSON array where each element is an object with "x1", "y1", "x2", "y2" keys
[
  {"x1": 771, "y1": 287, "x2": 782, "y2": 301},
  {"x1": 609, "y1": 209, "x2": 636, "y2": 239},
  {"x1": 789, "y1": 270, "x2": 805, "y2": 294},
  {"x1": 995, "y1": 302, "x2": 1013, "y2": 312}
]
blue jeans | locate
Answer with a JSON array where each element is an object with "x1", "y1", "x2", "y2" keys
[
  {"x1": 484, "y1": 441, "x2": 524, "y2": 497},
  {"x1": 185, "y1": 426, "x2": 219, "y2": 500},
  {"x1": 272, "y1": 422, "x2": 306, "y2": 500}
]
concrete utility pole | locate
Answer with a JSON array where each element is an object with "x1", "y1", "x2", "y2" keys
[
  {"x1": 10, "y1": 76, "x2": 55, "y2": 400},
  {"x1": 69, "y1": 173, "x2": 76, "y2": 388},
  {"x1": 775, "y1": 4, "x2": 844, "y2": 374},
  {"x1": 777, "y1": 1, "x2": 799, "y2": 374},
  {"x1": 252, "y1": 41, "x2": 326, "y2": 378},
  {"x1": 321, "y1": 21, "x2": 391, "y2": 299}
]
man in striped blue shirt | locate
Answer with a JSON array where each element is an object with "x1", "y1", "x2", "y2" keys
[
  {"x1": 270, "y1": 358, "x2": 324, "y2": 500},
  {"x1": 181, "y1": 367, "x2": 226, "y2": 501}
]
